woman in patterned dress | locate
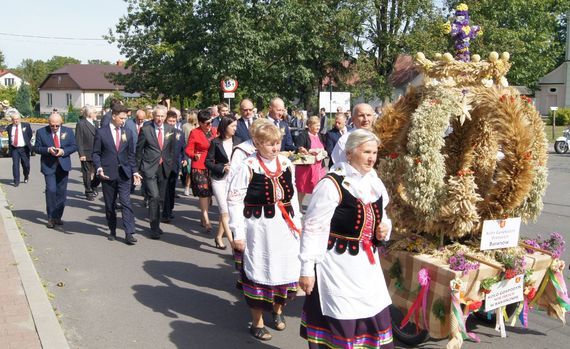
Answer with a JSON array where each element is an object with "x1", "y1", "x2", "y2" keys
[
  {"x1": 185, "y1": 109, "x2": 217, "y2": 232},
  {"x1": 299, "y1": 129, "x2": 394, "y2": 349},
  {"x1": 228, "y1": 123, "x2": 302, "y2": 341}
]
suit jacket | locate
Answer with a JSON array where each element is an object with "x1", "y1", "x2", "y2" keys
[
  {"x1": 269, "y1": 117, "x2": 296, "y2": 151},
  {"x1": 100, "y1": 110, "x2": 112, "y2": 128},
  {"x1": 172, "y1": 128, "x2": 186, "y2": 173},
  {"x1": 75, "y1": 118, "x2": 98, "y2": 161},
  {"x1": 295, "y1": 130, "x2": 325, "y2": 151},
  {"x1": 325, "y1": 127, "x2": 342, "y2": 158},
  {"x1": 135, "y1": 123, "x2": 177, "y2": 178},
  {"x1": 33, "y1": 125, "x2": 77, "y2": 174},
  {"x1": 6, "y1": 122, "x2": 33, "y2": 156},
  {"x1": 205, "y1": 135, "x2": 241, "y2": 180},
  {"x1": 124, "y1": 118, "x2": 144, "y2": 152},
  {"x1": 92, "y1": 126, "x2": 136, "y2": 181},
  {"x1": 235, "y1": 117, "x2": 255, "y2": 141}
]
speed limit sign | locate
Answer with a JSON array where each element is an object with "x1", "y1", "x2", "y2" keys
[{"x1": 220, "y1": 78, "x2": 238, "y2": 93}]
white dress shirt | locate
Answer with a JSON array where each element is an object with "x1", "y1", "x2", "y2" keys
[{"x1": 11, "y1": 124, "x2": 25, "y2": 147}]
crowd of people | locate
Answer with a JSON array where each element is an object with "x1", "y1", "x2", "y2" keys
[{"x1": 4, "y1": 99, "x2": 394, "y2": 348}]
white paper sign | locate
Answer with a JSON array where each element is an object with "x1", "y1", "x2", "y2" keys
[
  {"x1": 223, "y1": 92, "x2": 235, "y2": 99},
  {"x1": 484, "y1": 274, "x2": 524, "y2": 312},
  {"x1": 480, "y1": 217, "x2": 521, "y2": 250}
]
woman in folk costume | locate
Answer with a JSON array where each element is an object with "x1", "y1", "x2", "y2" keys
[
  {"x1": 299, "y1": 129, "x2": 394, "y2": 349},
  {"x1": 228, "y1": 122, "x2": 302, "y2": 341}
]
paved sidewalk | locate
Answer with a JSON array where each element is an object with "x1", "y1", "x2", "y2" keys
[{"x1": 0, "y1": 187, "x2": 69, "y2": 349}]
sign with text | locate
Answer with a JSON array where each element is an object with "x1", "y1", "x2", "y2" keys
[
  {"x1": 484, "y1": 274, "x2": 524, "y2": 312},
  {"x1": 319, "y1": 92, "x2": 351, "y2": 113},
  {"x1": 480, "y1": 217, "x2": 521, "y2": 250},
  {"x1": 223, "y1": 92, "x2": 235, "y2": 99}
]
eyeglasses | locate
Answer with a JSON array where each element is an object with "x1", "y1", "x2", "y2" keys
[
  {"x1": 241, "y1": 108, "x2": 253, "y2": 112},
  {"x1": 49, "y1": 124, "x2": 61, "y2": 128}
]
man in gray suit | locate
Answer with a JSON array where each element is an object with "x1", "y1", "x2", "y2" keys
[
  {"x1": 134, "y1": 105, "x2": 177, "y2": 239},
  {"x1": 75, "y1": 105, "x2": 101, "y2": 200}
]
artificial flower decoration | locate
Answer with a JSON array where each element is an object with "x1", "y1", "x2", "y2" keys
[{"x1": 449, "y1": 3, "x2": 481, "y2": 62}]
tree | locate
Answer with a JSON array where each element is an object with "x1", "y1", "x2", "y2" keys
[
  {"x1": 0, "y1": 86, "x2": 17, "y2": 107},
  {"x1": 108, "y1": 0, "x2": 359, "y2": 111},
  {"x1": 0, "y1": 49, "x2": 6, "y2": 69},
  {"x1": 350, "y1": 0, "x2": 437, "y2": 96},
  {"x1": 14, "y1": 83, "x2": 33, "y2": 116},
  {"x1": 14, "y1": 56, "x2": 80, "y2": 106},
  {"x1": 444, "y1": 0, "x2": 570, "y2": 89}
]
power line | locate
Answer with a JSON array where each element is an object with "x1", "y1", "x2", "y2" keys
[{"x1": 0, "y1": 32, "x2": 105, "y2": 41}]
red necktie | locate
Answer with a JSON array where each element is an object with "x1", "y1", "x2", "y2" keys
[
  {"x1": 157, "y1": 127, "x2": 163, "y2": 149},
  {"x1": 14, "y1": 124, "x2": 19, "y2": 147},
  {"x1": 157, "y1": 127, "x2": 163, "y2": 164},
  {"x1": 115, "y1": 127, "x2": 121, "y2": 151},
  {"x1": 53, "y1": 132, "x2": 60, "y2": 148}
]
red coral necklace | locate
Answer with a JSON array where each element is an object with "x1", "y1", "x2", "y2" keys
[{"x1": 256, "y1": 154, "x2": 282, "y2": 178}]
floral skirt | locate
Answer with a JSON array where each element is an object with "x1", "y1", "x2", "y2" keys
[
  {"x1": 300, "y1": 282, "x2": 394, "y2": 349},
  {"x1": 190, "y1": 168, "x2": 212, "y2": 197}
]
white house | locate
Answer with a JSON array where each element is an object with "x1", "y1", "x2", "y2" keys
[
  {"x1": 0, "y1": 70, "x2": 25, "y2": 89},
  {"x1": 38, "y1": 64, "x2": 130, "y2": 114}
]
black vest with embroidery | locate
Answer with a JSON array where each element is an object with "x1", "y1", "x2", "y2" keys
[
  {"x1": 326, "y1": 172, "x2": 383, "y2": 256},
  {"x1": 243, "y1": 166, "x2": 295, "y2": 219}
]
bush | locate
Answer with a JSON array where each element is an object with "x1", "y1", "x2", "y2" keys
[{"x1": 546, "y1": 108, "x2": 570, "y2": 126}]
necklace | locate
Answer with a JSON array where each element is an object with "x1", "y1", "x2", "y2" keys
[{"x1": 256, "y1": 154, "x2": 282, "y2": 178}]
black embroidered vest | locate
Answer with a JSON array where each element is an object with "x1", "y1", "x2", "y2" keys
[
  {"x1": 326, "y1": 173, "x2": 383, "y2": 256},
  {"x1": 243, "y1": 167, "x2": 295, "y2": 219}
]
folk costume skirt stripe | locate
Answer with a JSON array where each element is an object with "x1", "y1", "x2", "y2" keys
[
  {"x1": 240, "y1": 267, "x2": 298, "y2": 312},
  {"x1": 300, "y1": 282, "x2": 394, "y2": 349}
]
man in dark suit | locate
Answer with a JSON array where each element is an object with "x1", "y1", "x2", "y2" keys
[
  {"x1": 267, "y1": 97, "x2": 296, "y2": 151},
  {"x1": 162, "y1": 111, "x2": 186, "y2": 223},
  {"x1": 33, "y1": 112, "x2": 77, "y2": 228},
  {"x1": 134, "y1": 105, "x2": 177, "y2": 239},
  {"x1": 100, "y1": 98, "x2": 123, "y2": 128},
  {"x1": 235, "y1": 99, "x2": 256, "y2": 141},
  {"x1": 5, "y1": 108, "x2": 33, "y2": 187},
  {"x1": 325, "y1": 113, "x2": 348, "y2": 168},
  {"x1": 75, "y1": 105, "x2": 101, "y2": 200},
  {"x1": 92, "y1": 105, "x2": 139, "y2": 245}
]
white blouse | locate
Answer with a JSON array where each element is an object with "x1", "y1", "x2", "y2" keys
[
  {"x1": 299, "y1": 162, "x2": 392, "y2": 319},
  {"x1": 228, "y1": 153, "x2": 302, "y2": 286}
]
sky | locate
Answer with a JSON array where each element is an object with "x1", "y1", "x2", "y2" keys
[{"x1": 0, "y1": 0, "x2": 129, "y2": 68}]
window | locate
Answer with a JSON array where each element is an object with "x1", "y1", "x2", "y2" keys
[
  {"x1": 66, "y1": 93, "x2": 73, "y2": 106},
  {"x1": 47, "y1": 93, "x2": 53, "y2": 107},
  {"x1": 4, "y1": 78, "x2": 15, "y2": 86},
  {"x1": 95, "y1": 93, "x2": 104, "y2": 106}
]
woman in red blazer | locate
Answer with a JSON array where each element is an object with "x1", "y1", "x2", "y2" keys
[{"x1": 185, "y1": 109, "x2": 218, "y2": 232}]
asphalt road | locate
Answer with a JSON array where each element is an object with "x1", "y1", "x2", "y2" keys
[{"x1": 0, "y1": 134, "x2": 569, "y2": 348}]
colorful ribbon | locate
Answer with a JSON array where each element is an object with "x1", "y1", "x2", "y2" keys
[
  {"x1": 400, "y1": 268, "x2": 430, "y2": 331},
  {"x1": 548, "y1": 268, "x2": 570, "y2": 312},
  {"x1": 449, "y1": 279, "x2": 480, "y2": 343},
  {"x1": 276, "y1": 201, "x2": 301, "y2": 237}
]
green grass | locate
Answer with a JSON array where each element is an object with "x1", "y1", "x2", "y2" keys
[{"x1": 544, "y1": 124, "x2": 568, "y2": 143}]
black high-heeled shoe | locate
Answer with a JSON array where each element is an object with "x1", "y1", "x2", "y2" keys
[{"x1": 214, "y1": 237, "x2": 227, "y2": 250}]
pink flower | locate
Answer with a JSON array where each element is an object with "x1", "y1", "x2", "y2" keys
[{"x1": 418, "y1": 268, "x2": 430, "y2": 286}]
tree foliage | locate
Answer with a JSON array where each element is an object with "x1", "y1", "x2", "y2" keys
[
  {"x1": 14, "y1": 83, "x2": 33, "y2": 116},
  {"x1": 108, "y1": 0, "x2": 360, "y2": 111},
  {"x1": 444, "y1": 0, "x2": 570, "y2": 89},
  {"x1": 14, "y1": 56, "x2": 80, "y2": 106},
  {"x1": 0, "y1": 86, "x2": 17, "y2": 106},
  {"x1": 0, "y1": 49, "x2": 6, "y2": 69}
]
